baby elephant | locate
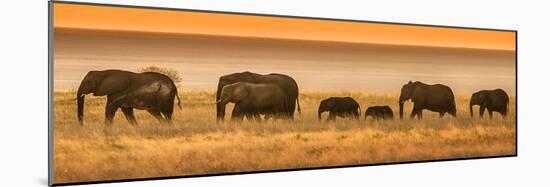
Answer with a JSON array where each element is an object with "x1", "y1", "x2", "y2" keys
[
  {"x1": 365, "y1": 106, "x2": 394, "y2": 120},
  {"x1": 470, "y1": 89, "x2": 509, "y2": 119},
  {"x1": 318, "y1": 97, "x2": 361, "y2": 122}
]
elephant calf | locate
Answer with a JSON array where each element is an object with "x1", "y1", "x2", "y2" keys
[
  {"x1": 470, "y1": 89, "x2": 509, "y2": 119},
  {"x1": 217, "y1": 82, "x2": 289, "y2": 122},
  {"x1": 318, "y1": 97, "x2": 361, "y2": 122},
  {"x1": 365, "y1": 106, "x2": 394, "y2": 120}
]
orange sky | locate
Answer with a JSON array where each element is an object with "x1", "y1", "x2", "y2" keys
[{"x1": 54, "y1": 3, "x2": 515, "y2": 50}]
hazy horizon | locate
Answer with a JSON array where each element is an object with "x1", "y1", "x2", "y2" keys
[{"x1": 53, "y1": 28, "x2": 516, "y2": 95}]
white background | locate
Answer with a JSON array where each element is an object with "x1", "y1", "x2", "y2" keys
[{"x1": 0, "y1": 0, "x2": 548, "y2": 186}]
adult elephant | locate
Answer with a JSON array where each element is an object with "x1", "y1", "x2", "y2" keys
[
  {"x1": 216, "y1": 82, "x2": 289, "y2": 122},
  {"x1": 470, "y1": 89, "x2": 509, "y2": 118},
  {"x1": 216, "y1": 71, "x2": 300, "y2": 123},
  {"x1": 77, "y1": 70, "x2": 181, "y2": 125},
  {"x1": 399, "y1": 81, "x2": 456, "y2": 119}
]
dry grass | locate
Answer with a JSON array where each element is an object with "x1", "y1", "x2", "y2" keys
[{"x1": 53, "y1": 90, "x2": 516, "y2": 184}]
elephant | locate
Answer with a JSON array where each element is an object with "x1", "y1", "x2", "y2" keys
[
  {"x1": 470, "y1": 89, "x2": 509, "y2": 118},
  {"x1": 365, "y1": 106, "x2": 394, "y2": 120},
  {"x1": 216, "y1": 82, "x2": 289, "y2": 122},
  {"x1": 77, "y1": 70, "x2": 181, "y2": 125},
  {"x1": 399, "y1": 81, "x2": 456, "y2": 119},
  {"x1": 318, "y1": 97, "x2": 361, "y2": 122},
  {"x1": 216, "y1": 71, "x2": 301, "y2": 123}
]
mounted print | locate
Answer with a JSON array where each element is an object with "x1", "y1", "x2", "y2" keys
[{"x1": 48, "y1": 1, "x2": 517, "y2": 186}]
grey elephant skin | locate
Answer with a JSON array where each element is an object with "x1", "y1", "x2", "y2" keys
[
  {"x1": 77, "y1": 70, "x2": 181, "y2": 125},
  {"x1": 365, "y1": 106, "x2": 394, "y2": 120},
  {"x1": 217, "y1": 82, "x2": 288, "y2": 122},
  {"x1": 470, "y1": 89, "x2": 509, "y2": 118},
  {"x1": 216, "y1": 71, "x2": 301, "y2": 123},
  {"x1": 399, "y1": 81, "x2": 456, "y2": 119},
  {"x1": 318, "y1": 97, "x2": 361, "y2": 122}
]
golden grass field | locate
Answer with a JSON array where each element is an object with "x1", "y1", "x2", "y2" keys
[{"x1": 53, "y1": 90, "x2": 516, "y2": 184}]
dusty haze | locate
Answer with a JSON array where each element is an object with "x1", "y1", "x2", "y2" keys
[{"x1": 53, "y1": 28, "x2": 516, "y2": 94}]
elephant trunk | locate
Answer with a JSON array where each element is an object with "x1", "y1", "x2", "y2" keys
[
  {"x1": 470, "y1": 97, "x2": 478, "y2": 117},
  {"x1": 215, "y1": 82, "x2": 224, "y2": 123},
  {"x1": 470, "y1": 102, "x2": 474, "y2": 117},
  {"x1": 318, "y1": 109, "x2": 323, "y2": 122},
  {"x1": 77, "y1": 88, "x2": 85, "y2": 125},
  {"x1": 399, "y1": 101, "x2": 404, "y2": 119}
]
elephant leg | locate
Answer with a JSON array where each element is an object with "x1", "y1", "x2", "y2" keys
[
  {"x1": 147, "y1": 109, "x2": 165, "y2": 123},
  {"x1": 160, "y1": 99, "x2": 174, "y2": 124},
  {"x1": 377, "y1": 112, "x2": 384, "y2": 120},
  {"x1": 104, "y1": 106, "x2": 118, "y2": 125},
  {"x1": 283, "y1": 111, "x2": 294, "y2": 122},
  {"x1": 288, "y1": 96, "x2": 296, "y2": 120},
  {"x1": 245, "y1": 113, "x2": 260, "y2": 122},
  {"x1": 384, "y1": 112, "x2": 392, "y2": 120},
  {"x1": 286, "y1": 108, "x2": 295, "y2": 120},
  {"x1": 500, "y1": 109, "x2": 507, "y2": 118},
  {"x1": 327, "y1": 112, "x2": 336, "y2": 122},
  {"x1": 231, "y1": 105, "x2": 244, "y2": 122},
  {"x1": 409, "y1": 105, "x2": 418, "y2": 119},
  {"x1": 449, "y1": 107, "x2": 457, "y2": 118},
  {"x1": 409, "y1": 110, "x2": 416, "y2": 119},
  {"x1": 410, "y1": 108, "x2": 421, "y2": 119},
  {"x1": 489, "y1": 110, "x2": 494, "y2": 119},
  {"x1": 353, "y1": 110, "x2": 360, "y2": 120},
  {"x1": 439, "y1": 112, "x2": 445, "y2": 118},
  {"x1": 244, "y1": 113, "x2": 253, "y2": 121},
  {"x1": 480, "y1": 106, "x2": 486, "y2": 118},
  {"x1": 253, "y1": 113, "x2": 263, "y2": 122},
  {"x1": 283, "y1": 111, "x2": 293, "y2": 120},
  {"x1": 161, "y1": 110, "x2": 173, "y2": 124},
  {"x1": 417, "y1": 110, "x2": 423, "y2": 119},
  {"x1": 264, "y1": 113, "x2": 272, "y2": 121},
  {"x1": 121, "y1": 107, "x2": 137, "y2": 125},
  {"x1": 104, "y1": 97, "x2": 120, "y2": 125},
  {"x1": 270, "y1": 113, "x2": 281, "y2": 122}
]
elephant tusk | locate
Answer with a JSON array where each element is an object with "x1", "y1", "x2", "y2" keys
[
  {"x1": 78, "y1": 93, "x2": 88, "y2": 98},
  {"x1": 215, "y1": 100, "x2": 222, "y2": 104}
]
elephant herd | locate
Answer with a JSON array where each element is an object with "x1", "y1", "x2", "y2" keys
[{"x1": 75, "y1": 70, "x2": 510, "y2": 125}]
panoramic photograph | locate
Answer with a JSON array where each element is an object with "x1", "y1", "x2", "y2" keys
[{"x1": 52, "y1": 2, "x2": 516, "y2": 184}]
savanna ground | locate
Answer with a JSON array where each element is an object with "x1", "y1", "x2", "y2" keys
[{"x1": 53, "y1": 90, "x2": 516, "y2": 184}]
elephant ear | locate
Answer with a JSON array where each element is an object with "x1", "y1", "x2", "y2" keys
[
  {"x1": 479, "y1": 92, "x2": 490, "y2": 105},
  {"x1": 325, "y1": 99, "x2": 336, "y2": 109},
  {"x1": 408, "y1": 84, "x2": 420, "y2": 101},
  {"x1": 232, "y1": 85, "x2": 249, "y2": 102},
  {"x1": 94, "y1": 74, "x2": 130, "y2": 96}
]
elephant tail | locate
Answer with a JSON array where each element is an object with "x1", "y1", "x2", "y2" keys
[
  {"x1": 175, "y1": 92, "x2": 182, "y2": 110},
  {"x1": 451, "y1": 99, "x2": 457, "y2": 117},
  {"x1": 296, "y1": 97, "x2": 302, "y2": 114}
]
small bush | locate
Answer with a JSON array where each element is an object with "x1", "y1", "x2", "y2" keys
[{"x1": 138, "y1": 66, "x2": 182, "y2": 85}]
